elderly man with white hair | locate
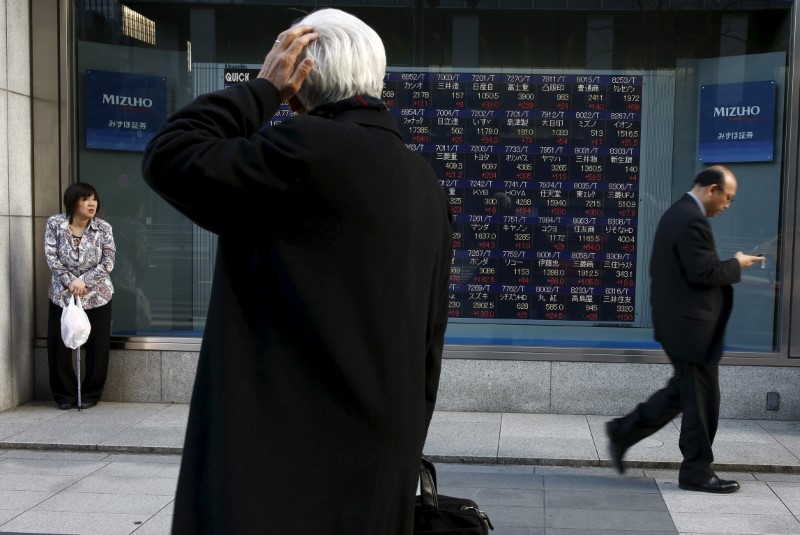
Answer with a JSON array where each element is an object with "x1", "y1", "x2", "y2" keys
[{"x1": 143, "y1": 8, "x2": 452, "y2": 534}]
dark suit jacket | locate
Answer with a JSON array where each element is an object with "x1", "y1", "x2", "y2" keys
[
  {"x1": 650, "y1": 194, "x2": 740, "y2": 365},
  {"x1": 142, "y1": 79, "x2": 452, "y2": 534}
]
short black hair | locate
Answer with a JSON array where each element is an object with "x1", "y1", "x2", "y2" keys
[
  {"x1": 694, "y1": 166, "x2": 729, "y2": 188},
  {"x1": 63, "y1": 182, "x2": 100, "y2": 223}
]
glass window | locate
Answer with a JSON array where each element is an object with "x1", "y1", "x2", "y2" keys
[{"x1": 74, "y1": 1, "x2": 792, "y2": 353}]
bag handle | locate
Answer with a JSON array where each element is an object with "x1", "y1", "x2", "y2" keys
[{"x1": 419, "y1": 456, "x2": 439, "y2": 510}]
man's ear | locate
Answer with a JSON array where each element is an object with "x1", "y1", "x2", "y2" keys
[{"x1": 288, "y1": 95, "x2": 305, "y2": 114}]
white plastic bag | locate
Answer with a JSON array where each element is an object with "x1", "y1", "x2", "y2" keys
[{"x1": 61, "y1": 295, "x2": 91, "y2": 349}]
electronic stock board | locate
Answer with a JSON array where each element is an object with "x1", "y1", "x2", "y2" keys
[
  {"x1": 226, "y1": 68, "x2": 643, "y2": 324},
  {"x1": 383, "y1": 71, "x2": 642, "y2": 324}
]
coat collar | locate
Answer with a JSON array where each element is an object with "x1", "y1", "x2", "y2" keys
[
  {"x1": 308, "y1": 96, "x2": 402, "y2": 140},
  {"x1": 334, "y1": 108, "x2": 403, "y2": 140},
  {"x1": 684, "y1": 191, "x2": 706, "y2": 216}
]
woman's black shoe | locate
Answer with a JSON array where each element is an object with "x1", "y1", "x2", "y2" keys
[
  {"x1": 79, "y1": 401, "x2": 97, "y2": 409},
  {"x1": 57, "y1": 402, "x2": 74, "y2": 410}
]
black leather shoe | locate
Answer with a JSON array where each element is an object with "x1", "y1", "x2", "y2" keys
[
  {"x1": 57, "y1": 402, "x2": 74, "y2": 410},
  {"x1": 79, "y1": 401, "x2": 97, "y2": 409},
  {"x1": 679, "y1": 477, "x2": 740, "y2": 494},
  {"x1": 605, "y1": 420, "x2": 627, "y2": 474}
]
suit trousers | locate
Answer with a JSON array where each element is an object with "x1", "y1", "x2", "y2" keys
[
  {"x1": 47, "y1": 299, "x2": 112, "y2": 405},
  {"x1": 613, "y1": 359, "x2": 720, "y2": 484}
]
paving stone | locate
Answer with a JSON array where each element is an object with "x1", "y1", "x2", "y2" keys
[
  {"x1": 660, "y1": 490, "x2": 791, "y2": 515},
  {"x1": 499, "y1": 437, "x2": 598, "y2": 461},
  {"x1": 438, "y1": 471, "x2": 543, "y2": 490},
  {"x1": 670, "y1": 512, "x2": 800, "y2": 534},
  {"x1": 104, "y1": 453, "x2": 182, "y2": 465},
  {"x1": 548, "y1": 531, "x2": 675, "y2": 535},
  {"x1": 431, "y1": 411, "x2": 502, "y2": 424},
  {"x1": 536, "y1": 465, "x2": 646, "y2": 477},
  {"x1": 656, "y1": 478, "x2": 780, "y2": 499},
  {"x1": 0, "y1": 473, "x2": 79, "y2": 493},
  {"x1": 754, "y1": 472, "x2": 800, "y2": 482},
  {"x1": 155, "y1": 501, "x2": 174, "y2": 516},
  {"x1": 770, "y1": 435, "x2": 800, "y2": 459},
  {"x1": 713, "y1": 440, "x2": 800, "y2": 467},
  {"x1": 767, "y1": 482, "x2": 800, "y2": 515},
  {"x1": 500, "y1": 414, "x2": 592, "y2": 439},
  {"x1": 713, "y1": 419, "x2": 780, "y2": 443},
  {"x1": 424, "y1": 419, "x2": 500, "y2": 459},
  {"x1": 646, "y1": 469, "x2": 757, "y2": 482},
  {"x1": 0, "y1": 508, "x2": 31, "y2": 525},
  {"x1": 0, "y1": 510, "x2": 150, "y2": 535},
  {"x1": 488, "y1": 528, "x2": 544, "y2": 535},
  {"x1": 544, "y1": 473, "x2": 660, "y2": 493},
  {"x1": 545, "y1": 508, "x2": 676, "y2": 532},
  {"x1": 98, "y1": 426, "x2": 185, "y2": 451},
  {"x1": 0, "y1": 458, "x2": 108, "y2": 477},
  {"x1": 0, "y1": 489, "x2": 54, "y2": 510},
  {"x1": 436, "y1": 462, "x2": 534, "y2": 475},
  {"x1": 757, "y1": 419, "x2": 800, "y2": 437},
  {"x1": 3, "y1": 421, "x2": 130, "y2": 447},
  {"x1": 131, "y1": 514, "x2": 172, "y2": 535},
  {"x1": 68, "y1": 475, "x2": 177, "y2": 496},
  {"x1": 479, "y1": 505, "x2": 544, "y2": 528},
  {"x1": 92, "y1": 461, "x2": 180, "y2": 479},
  {"x1": 131, "y1": 404, "x2": 189, "y2": 428},
  {"x1": 437, "y1": 485, "x2": 543, "y2": 507},
  {"x1": 545, "y1": 489, "x2": 669, "y2": 511},
  {"x1": 0, "y1": 450, "x2": 110, "y2": 461},
  {"x1": 32, "y1": 491, "x2": 173, "y2": 515}
]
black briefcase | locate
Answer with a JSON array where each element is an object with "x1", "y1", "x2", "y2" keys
[{"x1": 414, "y1": 457, "x2": 494, "y2": 534}]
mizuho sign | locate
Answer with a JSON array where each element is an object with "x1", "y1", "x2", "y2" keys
[
  {"x1": 698, "y1": 80, "x2": 776, "y2": 163},
  {"x1": 85, "y1": 70, "x2": 167, "y2": 152},
  {"x1": 713, "y1": 106, "x2": 761, "y2": 117},
  {"x1": 101, "y1": 94, "x2": 154, "y2": 108}
]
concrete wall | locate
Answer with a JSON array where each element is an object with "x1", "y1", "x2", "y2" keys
[
  {"x1": 435, "y1": 359, "x2": 800, "y2": 420},
  {"x1": 33, "y1": 350, "x2": 800, "y2": 420},
  {"x1": 0, "y1": 0, "x2": 35, "y2": 410},
  {"x1": 34, "y1": 348, "x2": 199, "y2": 404}
]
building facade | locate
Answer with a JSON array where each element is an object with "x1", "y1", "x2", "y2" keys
[{"x1": 3, "y1": 0, "x2": 800, "y2": 417}]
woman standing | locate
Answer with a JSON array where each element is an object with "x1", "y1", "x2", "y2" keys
[{"x1": 45, "y1": 182, "x2": 115, "y2": 410}]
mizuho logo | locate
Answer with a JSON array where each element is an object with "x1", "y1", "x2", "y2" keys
[
  {"x1": 713, "y1": 106, "x2": 760, "y2": 117},
  {"x1": 102, "y1": 94, "x2": 154, "y2": 108}
]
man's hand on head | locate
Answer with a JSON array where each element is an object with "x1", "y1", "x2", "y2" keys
[{"x1": 258, "y1": 25, "x2": 319, "y2": 103}]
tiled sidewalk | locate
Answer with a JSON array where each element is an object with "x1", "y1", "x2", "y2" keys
[
  {"x1": 0, "y1": 452, "x2": 796, "y2": 534},
  {"x1": 424, "y1": 411, "x2": 800, "y2": 473},
  {"x1": 3, "y1": 401, "x2": 800, "y2": 473},
  {"x1": 0, "y1": 401, "x2": 797, "y2": 533}
]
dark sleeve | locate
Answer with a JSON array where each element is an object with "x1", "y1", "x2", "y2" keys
[
  {"x1": 675, "y1": 218, "x2": 741, "y2": 287},
  {"x1": 424, "y1": 209, "x2": 453, "y2": 429},
  {"x1": 141, "y1": 79, "x2": 306, "y2": 234}
]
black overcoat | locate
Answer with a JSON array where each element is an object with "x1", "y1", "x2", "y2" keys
[
  {"x1": 649, "y1": 194, "x2": 740, "y2": 364},
  {"x1": 142, "y1": 79, "x2": 452, "y2": 534}
]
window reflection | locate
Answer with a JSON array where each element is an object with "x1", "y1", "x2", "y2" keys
[{"x1": 75, "y1": 1, "x2": 790, "y2": 350}]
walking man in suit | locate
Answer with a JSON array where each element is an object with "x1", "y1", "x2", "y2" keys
[{"x1": 605, "y1": 165, "x2": 764, "y2": 493}]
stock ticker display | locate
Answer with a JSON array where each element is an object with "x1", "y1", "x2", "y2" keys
[
  {"x1": 232, "y1": 66, "x2": 643, "y2": 324},
  {"x1": 382, "y1": 72, "x2": 641, "y2": 323}
]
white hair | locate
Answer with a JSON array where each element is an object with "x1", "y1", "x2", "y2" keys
[{"x1": 293, "y1": 9, "x2": 386, "y2": 111}]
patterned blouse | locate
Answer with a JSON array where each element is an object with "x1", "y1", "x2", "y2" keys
[{"x1": 45, "y1": 214, "x2": 115, "y2": 309}]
